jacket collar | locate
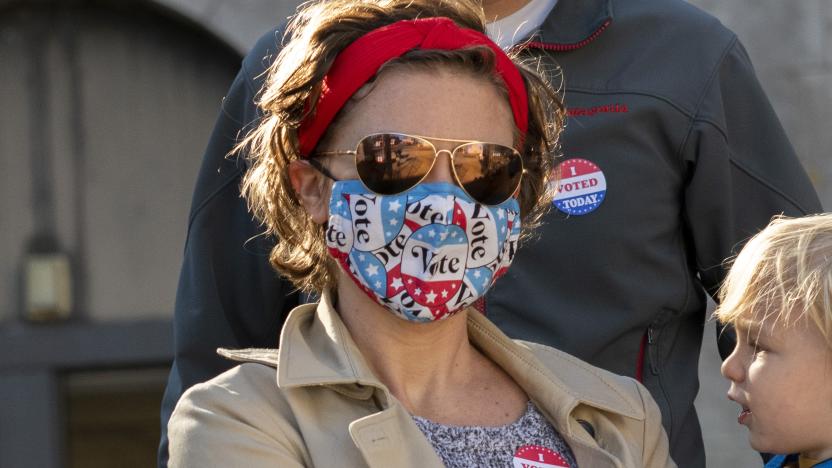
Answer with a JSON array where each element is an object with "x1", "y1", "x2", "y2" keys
[
  {"x1": 276, "y1": 291, "x2": 381, "y2": 398},
  {"x1": 534, "y1": 0, "x2": 613, "y2": 48},
  {"x1": 243, "y1": 291, "x2": 643, "y2": 422},
  {"x1": 218, "y1": 293, "x2": 639, "y2": 468}
]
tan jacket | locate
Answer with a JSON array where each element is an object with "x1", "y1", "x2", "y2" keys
[{"x1": 168, "y1": 294, "x2": 675, "y2": 468}]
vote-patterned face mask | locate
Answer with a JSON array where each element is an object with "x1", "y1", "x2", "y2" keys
[{"x1": 325, "y1": 180, "x2": 521, "y2": 322}]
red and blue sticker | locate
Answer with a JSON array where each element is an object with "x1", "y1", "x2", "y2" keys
[
  {"x1": 552, "y1": 158, "x2": 607, "y2": 216},
  {"x1": 513, "y1": 445, "x2": 571, "y2": 468}
]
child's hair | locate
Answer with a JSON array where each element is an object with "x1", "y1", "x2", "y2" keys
[
  {"x1": 237, "y1": 0, "x2": 565, "y2": 294},
  {"x1": 714, "y1": 213, "x2": 832, "y2": 347}
]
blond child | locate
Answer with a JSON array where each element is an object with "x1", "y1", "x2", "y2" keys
[{"x1": 715, "y1": 214, "x2": 832, "y2": 468}]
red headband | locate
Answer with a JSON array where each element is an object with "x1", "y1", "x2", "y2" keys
[{"x1": 297, "y1": 17, "x2": 528, "y2": 157}]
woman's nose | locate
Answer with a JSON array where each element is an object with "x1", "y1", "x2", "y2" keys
[{"x1": 422, "y1": 150, "x2": 455, "y2": 184}]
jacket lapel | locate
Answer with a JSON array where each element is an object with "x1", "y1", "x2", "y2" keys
[{"x1": 276, "y1": 293, "x2": 380, "y2": 389}]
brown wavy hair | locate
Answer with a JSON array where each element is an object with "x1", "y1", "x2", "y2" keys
[{"x1": 239, "y1": 0, "x2": 565, "y2": 294}]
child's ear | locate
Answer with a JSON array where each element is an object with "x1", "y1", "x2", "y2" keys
[{"x1": 289, "y1": 160, "x2": 329, "y2": 224}]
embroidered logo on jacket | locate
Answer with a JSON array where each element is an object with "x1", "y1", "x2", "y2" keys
[{"x1": 566, "y1": 103, "x2": 628, "y2": 117}]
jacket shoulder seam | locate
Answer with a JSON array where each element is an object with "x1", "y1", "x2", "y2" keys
[
  {"x1": 689, "y1": 118, "x2": 814, "y2": 215},
  {"x1": 184, "y1": 53, "x2": 266, "y2": 229},
  {"x1": 675, "y1": 35, "x2": 738, "y2": 161},
  {"x1": 186, "y1": 56, "x2": 266, "y2": 229},
  {"x1": 241, "y1": 58, "x2": 260, "y2": 98},
  {"x1": 729, "y1": 157, "x2": 814, "y2": 215},
  {"x1": 674, "y1": 34, "x2": 739, "y2": 170},
  {"x1": 691, "y1": 34, "x2": 739, "y2": 124},
  {"x1": 186, "y1": 167, "x2": 243, "y2": 230}
]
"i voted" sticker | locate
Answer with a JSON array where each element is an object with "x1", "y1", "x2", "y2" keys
[
  {"x1": 513, "y1": 445, "x2": 571, "y2": 468},
  {"x1": 552, "y1": 158, "x2": 607, "y2": 216}
]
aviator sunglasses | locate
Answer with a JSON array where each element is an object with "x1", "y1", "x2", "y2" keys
[{"x1": 309, "y1": 133, "x2": 524, "y2": 206}]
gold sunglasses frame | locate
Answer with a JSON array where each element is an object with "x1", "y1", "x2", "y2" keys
[{"x1": 312, "y1": 132, "x2": 525, "y2": 205}]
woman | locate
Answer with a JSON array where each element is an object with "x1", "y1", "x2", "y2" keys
[{"x1": 167, "y1": 1, "x2": 674, "y2": 467}]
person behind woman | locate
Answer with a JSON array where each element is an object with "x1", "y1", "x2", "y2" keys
[{"x1": 167, "y1": 1, "x2": 674, "y2": 466}]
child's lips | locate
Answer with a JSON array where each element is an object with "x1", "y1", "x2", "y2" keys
[
  {"x1": 727, "y1": 391, "x2": 751, "y2": 425},
  {"x1": 738, "y1": 408, "x2": 752, "y2": 425}
]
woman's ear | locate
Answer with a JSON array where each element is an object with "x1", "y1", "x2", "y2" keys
[{"x1": 289, "y1": 160, "x2": 329, "y2": 224}]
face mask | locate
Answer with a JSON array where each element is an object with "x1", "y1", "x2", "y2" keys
[{"x1": 325, "y1": 180, "x2": 521, "y2": 322}]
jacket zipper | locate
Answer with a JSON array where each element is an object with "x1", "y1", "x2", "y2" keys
[
  {"x1": 647, "y1": 325, "x2": 661, "y2": 375},
  {"x1": 525, "y1": 19, "x2": 612, "y2": 52}
]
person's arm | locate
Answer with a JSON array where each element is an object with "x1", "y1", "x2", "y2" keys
[
  {"x1": 681, "y1": 37, "x2": 822, "y2": 359},
  {"x1": 168, "y1": 365, "x2": 309, "y2": 468},
  {"x1": 158, "y1": 27, "x2": 300, "y2": 467}
]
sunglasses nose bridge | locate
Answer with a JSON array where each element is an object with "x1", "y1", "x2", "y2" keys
[{"x1": 421, "y1": 148, "x2": 456, "y2": 185}]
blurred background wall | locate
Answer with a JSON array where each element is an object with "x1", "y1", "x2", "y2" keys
[{"x1": 0, "y1": 1, "x2": 828, "y2": 467}]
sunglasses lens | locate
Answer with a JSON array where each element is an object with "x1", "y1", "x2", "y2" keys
[
  {"x1": 354, "y1": 134, "x2": 522, "y2": 205},
  {"x1": 355, "y1": 134, "x2": 435, "y2": 195},
  {"x1": 453, "y1": 143, "x2": 523, "y2": 205}
]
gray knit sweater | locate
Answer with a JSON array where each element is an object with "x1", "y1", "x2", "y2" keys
[{"x1": 411, "y1": 401, "x2": 577, "y2": 467}]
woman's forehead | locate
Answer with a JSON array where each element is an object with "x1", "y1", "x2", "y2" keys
[{"x1": 323, "y1": 67, "x2": 515, "y2": 149}]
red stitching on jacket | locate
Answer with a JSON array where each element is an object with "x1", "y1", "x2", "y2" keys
[
  {"x1": 472, "y1": 297, "x2": 487, "y2": 315},
  {"x1": 525, "y1": 19, "x2": 612, "y2": 52},
  {"x1": 636, "y1": 331, "x2": 648, "y2": 383}
]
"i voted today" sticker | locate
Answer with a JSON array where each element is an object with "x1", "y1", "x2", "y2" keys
[
  {"x1": 513, "y1": 445, "x2": 571, "y2": 468},
  {"x1": 552, "y1": 158, "x2": 607, "y2": 216}
]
